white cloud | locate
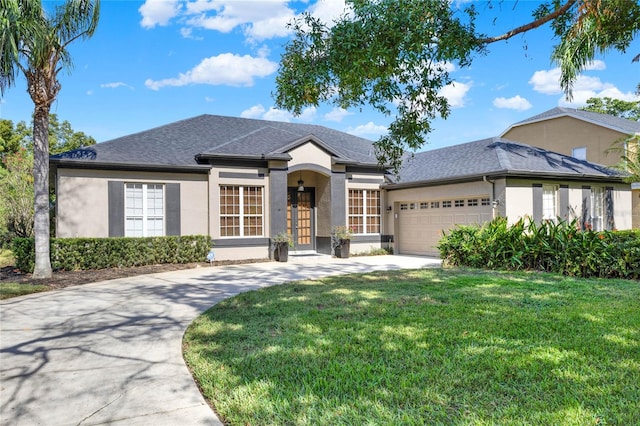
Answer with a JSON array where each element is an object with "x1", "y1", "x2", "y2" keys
[
  {"x1": 439, "y1": 81, "x2": 471, "y2": 108},
  {"x1": 241, "y1": 104, "x2": 266, "y2": 118},
  {"x1": 529, "y1": 68, "x2": 562, "y2": 95},
  {"x1": 530, "y1": 65, "x2": 638, "y2": 107},
  {"x1": 241, "y1": 104, "x2": 316, "y2": 122},
  {"x1": 584, "y1": 60, "x2": 606, "y2": 71},
  {"x1": 307, "y1": 0, "x2": 349, "y2": 25},
  {"x1": 183, "y1": 0, "x2": 295, "y2": 41},
  {"x1": 324, "y1": 107, "x2": 353, "y2": 122},
  {"x1": 493, "y1": 95, "x2": 532, "y2": 111},
  {"x1": 263, "y1": 107, "x2": 293, "y2": 122},
  {"x1": 100, "y1": 82, "x2": 133, "y2": 90},
  {"x1": 145, "y1": 53, "x2": 278, "y2": 90},
  {"x1": 139, "y1": 0, "x2": 181, "y2": 28},
  {"x1": 348, "y1": 121, "x2": 388, "y2": 137},
  {"x1": 296, "y1": 106, "x2": 317, "y2": 122}
]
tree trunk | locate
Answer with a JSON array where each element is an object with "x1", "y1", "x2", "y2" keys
[{"x1": 32, "y1": 105, "x2": 52, "y2": 279}]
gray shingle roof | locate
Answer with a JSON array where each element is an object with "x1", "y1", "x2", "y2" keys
[
  {"x1": 51, "y1": 114, "x2": 379, "y2": 168},
  {"x1": 393, "y1": 137, "x2": 626, "y2": 185},
  {"x1": 503, "y1": 107, "x2": 640, "y2": 135}
]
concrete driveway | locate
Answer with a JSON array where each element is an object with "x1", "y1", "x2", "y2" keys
[{"x1": 0, "y1": 255, "x2": 440, "y2": 425}]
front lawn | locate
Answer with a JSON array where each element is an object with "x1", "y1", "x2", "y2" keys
[{"x1": 184, "y1": 268, "x2": 640, "y2": 425}]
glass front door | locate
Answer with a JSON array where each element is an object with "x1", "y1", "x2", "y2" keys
[{"x1": 287, "y1": 189, "x2": 315, "y2": 250}]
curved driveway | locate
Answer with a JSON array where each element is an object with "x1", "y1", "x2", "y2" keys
[{"x1": 1, "y1": 255, "x2": 440, "y2": 425}]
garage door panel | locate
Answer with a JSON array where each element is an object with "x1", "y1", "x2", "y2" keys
[{"x1": 397, "y1": 202, "x2": 492, "y2": 256}]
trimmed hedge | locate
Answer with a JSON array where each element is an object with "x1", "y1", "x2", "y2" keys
[
  {"x1": 438, "y1": 217, "x2": 640, "y2": 279},
  {"x1": 12, "y1": 235, "x2": 210, "y2": 273}
]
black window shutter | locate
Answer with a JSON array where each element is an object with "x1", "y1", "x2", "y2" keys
[
  {"x1": 108, "y1": 181, "x2": 125, "y2": 237},
  {"x1": 166, "y1": 183, "x2": 181, "y2": 236}
]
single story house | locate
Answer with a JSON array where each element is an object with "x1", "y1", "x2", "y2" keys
[{"x1": 50, "y1": 114, "x2": 632, "y2": 260}]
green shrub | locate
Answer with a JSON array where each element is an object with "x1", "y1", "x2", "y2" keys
[
  {"x1": 438, "y1": 217, "x2": 640, "y2": 279},
  {"x1": 12, "y1": 235, "x2": 210, "y2": 273}
]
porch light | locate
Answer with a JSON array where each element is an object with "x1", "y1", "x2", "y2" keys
[{"x1": 297, "y1": 171, "x2": 304, "y2": 192}]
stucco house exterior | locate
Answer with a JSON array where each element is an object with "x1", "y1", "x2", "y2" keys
[
  {"x1": 51, "y1": 114, "x2": 632, "y2": 260},
  {"x1": 385, "y1": 138, "x2": 631, "y2": 255},
  {"x1": 51, "y1": 115, "x2": 389, "y2": 260},
  {"x1": 501, "y1": 107, "x2": 640, "y2": 228}
]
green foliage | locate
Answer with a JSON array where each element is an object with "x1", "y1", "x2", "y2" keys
[
  {"x1": 581, "y1": 97, "x2": 640, "y2": 121},
  {"x1": 551, "y1": 0, "x2": 640, "y2": 100},
  {"x1": 275, "y1": 0, "x2": 640, "y2": 170},
  {"x1": 271, "y1": 232, "x2": 294, "y2": 248},
  {"x1": 0, "y1": 148, "x2": 35, "y2": 246},
  {"x1": 438, "y1": 217, "x2": 640, "y2": 279},
  {"x1": 12, "y1": 235, "x2": 210, "y2": 273}
]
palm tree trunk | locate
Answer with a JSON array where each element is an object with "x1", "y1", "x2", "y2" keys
[{"x1": 32, "y1": 105, "x2": 52, "y2": 279}]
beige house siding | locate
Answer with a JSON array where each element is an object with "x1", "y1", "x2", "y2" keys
[
  {"x1": 56, "y1": 168, "x2": 209, "y2": 238},
  {"x1": 503, "y1": 116, "x2": 628, "y2": 167}
]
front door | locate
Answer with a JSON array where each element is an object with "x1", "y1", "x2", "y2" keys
[{"x1": 287, "y1": 189, "x2": 315, "y2": 250}]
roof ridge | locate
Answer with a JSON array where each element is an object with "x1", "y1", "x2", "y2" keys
[{"x1": 492, "y1": 137, "x2": 513, "y2": 170}]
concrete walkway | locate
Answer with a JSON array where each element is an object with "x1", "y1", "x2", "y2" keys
[{"x1": 0, "y1": 255, "x2": 440, "y2": 425}]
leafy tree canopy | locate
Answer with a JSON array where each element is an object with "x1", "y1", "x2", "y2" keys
[
  {"x1": 0, "y1": 115, "x2": 95, "y2": 167},
  {"x1": 580, "y1": 97, "x2": 640, "y2": 121},
  {"x1": 275, "y1": 0, "x2": 640, "y2": 171}
]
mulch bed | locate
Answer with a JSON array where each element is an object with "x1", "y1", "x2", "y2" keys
[{"x1": 0, "y1": 258, "x2": 271, "y2": 290}]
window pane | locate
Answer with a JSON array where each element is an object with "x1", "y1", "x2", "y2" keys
[{"x1": 542, "y1": 185, "x2": 557, "y2": 220}]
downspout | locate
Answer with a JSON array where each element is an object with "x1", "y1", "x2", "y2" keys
[{"x1": 483, "y1": 175, "x2": 497, "y2": 219}]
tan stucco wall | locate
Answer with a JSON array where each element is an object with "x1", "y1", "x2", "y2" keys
[
  {"x1": 504, "y1": 178, "x2": 632, "y2": 229},
  {"x1": 56, "y1": 168, "x2": 209, "y2": 238},
  {"x1": 503, "y1": 116, "x2": 628, "y2": 167},
  {"x1": 212, "y1": 246, "x2": 270, "y2": 261},
  {"x1": 288, "y1": 142, "x2": 332, "y2": 171}
]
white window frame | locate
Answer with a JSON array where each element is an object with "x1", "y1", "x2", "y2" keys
[
  {"x1": 219, "y1": 185, "x2": 264, "y2": 238},
  {"x1": 348, "y1": 189, "x2": 381, "y2": 235},
  {"x1": 125, "y1": 183, "x2": 165, "y2": 237},
  {"x1": 542, "y1": 184, "x2": 558, "y2": 220},
  {"x1": 572, "y1": 146, "x2": 587, "y2": 160},
  {"x1": 590, "y1": 187, "x2": 605, "y2": 231}
]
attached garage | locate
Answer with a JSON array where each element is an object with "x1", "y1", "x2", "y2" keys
[{"x1": 395, "y1": 197, "x2": 492, "y2": 255}]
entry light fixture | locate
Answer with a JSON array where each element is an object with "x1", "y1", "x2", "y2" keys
[
  {"x1": 386, "y1": 205, "x2": 392, "y2": 213},
  {"x1": 297, "y1": 171, "x2": 304, "y2": 192}
]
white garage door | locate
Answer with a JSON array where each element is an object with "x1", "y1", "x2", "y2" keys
[{"x1": 397, "y1": 197, "x2": 492, "y2": 256}]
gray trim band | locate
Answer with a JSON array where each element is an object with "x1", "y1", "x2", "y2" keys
[
  {"x1": 218, "y1": 172, "x2": 265, "y2": 179},
  {"x1": 212, "y1": 238, "x2": 270, "y2": 247}
]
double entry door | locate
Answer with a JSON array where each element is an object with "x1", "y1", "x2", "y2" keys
[{"x1": 287, "y1": 188, "x2": 315, "y2": 250}]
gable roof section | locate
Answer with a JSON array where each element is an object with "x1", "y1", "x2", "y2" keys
[
  {"x1": 388, "y1": 137, "x2": 627, "y2": 188},
  {"x1": 501, "y1": 107, "x2": 640, "y2": 136},
  {"x1": 50, "y1": 114, "x2": 380, "y2": 169}
]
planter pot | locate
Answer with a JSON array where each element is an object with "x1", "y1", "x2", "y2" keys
[
  {"x1": 335, "y1": 239, "x2": 350, "y2": 258},
  {"x1": 274, "y1": 243, "x2": 289, "y2": 262}
]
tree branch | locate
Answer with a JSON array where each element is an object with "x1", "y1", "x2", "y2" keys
[{"x1": 480, "y1": 0, "x2": 579, "y2": 44}]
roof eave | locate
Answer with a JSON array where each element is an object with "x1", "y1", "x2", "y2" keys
[
  {"x1": 384, "y1": 169, "x2": 627, "y2": 189},
  {"x1": 50, "y1": 159, "x2": 211, "y2": 173}
]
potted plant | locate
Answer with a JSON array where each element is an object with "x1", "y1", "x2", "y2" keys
[
  {"x1": 331, "y1": 226, "x2": 353, "y2": 258},
  {"x1": 272, "y1": 232, "x2": 294, "y2": 262}
]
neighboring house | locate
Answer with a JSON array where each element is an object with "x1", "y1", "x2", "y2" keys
[
  {"x1": 51, "y1": 114, "x2": 632, "y2": 260},
  {"x1": 501, "y1": 107, "x2": 640, "y2": 228},
  {"x1": 384, "y1": 138, "x2": 631, "y2": 256}
]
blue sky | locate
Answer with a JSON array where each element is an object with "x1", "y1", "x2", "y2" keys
[{"x1": 1, "y1": 0, "x2": 638, "y2": 152}]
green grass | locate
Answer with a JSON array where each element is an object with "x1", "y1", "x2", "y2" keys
[
  {"x1": 0, "y1": 282, "x2": 48, "y2": 299},
  {"x1": 183, "y1": 268, "x2": 640, "y2": 425},
  {"x1": 0, "y1": 248, "x2": 14, "y2": 268}
]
